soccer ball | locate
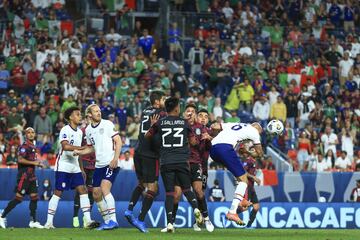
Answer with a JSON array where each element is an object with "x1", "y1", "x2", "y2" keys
[{"x1": 266, "y1": 119, "x2": 284, "y2": 135}]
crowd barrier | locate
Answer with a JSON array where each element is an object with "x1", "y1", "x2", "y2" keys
[
  {"x1": 0, "y1": 201, "x2": 359, "y2": 229},
  {"x1": 0, "y1": 169, "x2": 359, "y2": 203}
]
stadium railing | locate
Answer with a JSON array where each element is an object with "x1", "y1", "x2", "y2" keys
[{"x1": 266, "y1": 144, "x2": 293, "y2": 172}]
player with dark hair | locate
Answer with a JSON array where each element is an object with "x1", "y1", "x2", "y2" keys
[
  {"x1": 125, "y1": 91, "x2": 167, "y2": 232},
  {"x1": 239, "y1": 152, "x2": 261, "y2": 228},
  {"x1": 170, "y1": 105, "x2": 214, "y2": 232},
  {"x1": 73, "y1": 115, "x2": 96, "y2": 227},
  {"x1": 45, "y1": 106, "x2": 99, "y2": 229},
  {"x1": 145, "y1": 97, "x2": 203, "y2": 233},
  {"x1": 0, "y1": 127, "x2": 45, "y2": 229}
]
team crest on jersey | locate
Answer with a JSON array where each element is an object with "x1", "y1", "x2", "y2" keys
[
  {"x1": 195, "y1": 128, "x2": 201, "y2": 135},
  {"x1": 100, "y1": 128, "x2": 104, "y2": 134},
  {"x1": 62, "y1": 133, "x2": 67, "y2": 138},
  {"x1": 21, "y1": 189, "x2": 25, "y2": 194},
  {"x1": 20, "y1": 148, "x2": 26, "y2": 153},
  {"x1": 62, "y1": 182, "x2": 66, "y2": 188}
]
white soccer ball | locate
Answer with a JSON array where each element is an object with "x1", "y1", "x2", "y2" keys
[{"x1": 266, "y1": 119, "x2": 284, "y2": 135}]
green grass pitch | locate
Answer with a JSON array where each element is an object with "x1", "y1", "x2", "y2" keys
[{"x1": 0, "y1": 228, "x2": 359, "y2": 240}]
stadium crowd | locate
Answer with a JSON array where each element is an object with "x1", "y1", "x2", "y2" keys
[{"x1": 0, "y1": 0, "x2": 359, "y2": 173}]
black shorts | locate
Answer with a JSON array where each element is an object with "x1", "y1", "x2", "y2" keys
[
  {"x1": 84, "y1": 168, "x2": 94, "y2": 191},
  {"x1": 134, "y1": 152, "x2": 159, "y2": 183},
  {"x1": 202, "y1": 173, "x2": 208, "y2": 190},
  {"x1": 190, "y1": 163, "x2": 203, "y2": 183},
  {"x1": 161, "y1": 163, "x2": 192, "y2": 192},
  {"x1": 14, "y1": 172, "x2": 38, "y2": 195},
  {"x1": 248, "y1": 186, "x2": 259, "y2": 204}
]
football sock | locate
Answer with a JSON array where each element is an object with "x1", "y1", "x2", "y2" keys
[
  {"x1": 247, "y1": 209, "x2": 258, "y2": 226},
  {"x1": 229, "y1": 182, "x2": 247, "y2": 214},
  {"x1": 80, "y1": 194, "x2": 92, "y2": 223},
  {"x1": 88, "y1": 190, "x2": 94, "y2": 209},
  {"x1": 128, "y1": 184, "x2": 145, "y2": 211},
  {"x1": 183, "y1": 189, "x2": 198, "y2": 209},
  {"x1": 1, "y1": 197, "x2": 22, "y2": 218},
  {"x1": 47, "y1": 195, "x2": 60, "y2": 224},
  {"x1": 172, "y1": 203, "x2": 179, "y2": 223},
  {"x1": 96, "y1": 199, "x2": 109, "y2": 222},
  {"x1": 138, "y1": 190, "x2": 156, "y2": 221},
  {"x1": 73, "y1": 192, "x2": 80, "y2": 217},
  {"x1": 104, "y1": 193, "x2": 117, "y2": 223},
  {"x1": 165, "y1": 193, "x2": 174, "y2": 224},
  {"x1": 29, "y1": 196, "x2": 38, "y2": 222},
  {"x1": 198, "y1": 197, "x2": 209, "y2": 218}
]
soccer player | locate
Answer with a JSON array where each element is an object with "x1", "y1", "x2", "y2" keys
[
  {"x1": 125, "y1": 91, "x2": 166, "y2": 233},
  {"x1": 210, "y1": 122, "x2": 264, "y2": 225},
  {"x1": 73, "y1": 104, "x2": 122, "y2": 230},
  {"x1": 0, "y1": 127, "x2": 44, "y2": 229},
  {"x1": 73, "y1": 115, "x2": 96, "y2": 227},
  {"x1": 171, "y1": 105, "x2": 214, "y2": 232},
  {"x1": 45, "y1": 107, "x2": 98, "y2": 229},
  {"x1": 240, "y1": 154, "x2": 261, "y2": 228},
  {"x1": 145, "y1": 97, "x2": 203, "y2": 233}
]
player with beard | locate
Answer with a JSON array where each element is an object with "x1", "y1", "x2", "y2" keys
[{"x1": 125, "y1": 91, "x2": 167, "y2": 233}]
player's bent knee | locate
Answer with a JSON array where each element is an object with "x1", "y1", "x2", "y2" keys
[
  {"x1": 30, "y1": 194, "x2": 38, "y2": 201},
  {"x1": 77, "y1": 185, "x2": 88, "y2": 195},
  {"x1": 15, "y1": 194, "x2": 24, "y2": 202},
  {"x1": 92, "y1": 187, "x2": 102, "y2": 201}
]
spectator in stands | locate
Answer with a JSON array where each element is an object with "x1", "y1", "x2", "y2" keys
[
  {"x1": 252, "y1": 94, "x2": 270, "y2": 128},
  {"x1": 188, "y1": 40, "x2": 204, "y2": 77},
  {"x1": 138, "y1": 29, "x2": 155, "y2": 58},
  {"x1": 41, "y1": 179, "x2": 53, "y2": 201},
  {"x1": 321, "y1": 126, "x2": 339, "y2": 157},
  {"x1": 5, "y1": 145, "x2": 18, "y2": 166},
  {"x1": 335, "y1": 151, "x2": 352, "y2": 172},
  {"x1": 297, "y1": 92, "x2": 315, "y2": 128},
  {"x1": 225, "y1": 110, "x2": 240, "y2": 123},
  {"x1": 168, "y1": 22, "x2": 182, "y2": 61},
  {"x1": 209, "y1": 179, "x2": 225, "y2": 202},
  {"x1": 270, "y1": 96, "x2": 287, "y2": 123},
  {"x1": 0, "y1": 62, "x2": 10, "y2": 93},
  {"x1": 115, "y1": 100, "x2": 128, "y2": 131},
  {"x1": 312, "y1": 152, "x2": 331, "y2": 172},
  {"x1": 6, "y1": 106, "x2": 25, "y2": 136},
  {"x1": 284, "y1": 93, "x2": 298, "y2": 128},
  {"x1": 297, "y1": 131, "x2": 312, "y2": 171},
  {"x1": 33, "y1": 107, "x2": 53, "y2": 144},
  {"x1": 119, "y1": 151, "x2": 134, "y2": 170},
  {"x1": 339, "y1": 51, "x2": 354, "y2": 87}
]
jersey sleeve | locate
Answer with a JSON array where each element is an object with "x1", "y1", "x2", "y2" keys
[
  {"x1": 59, "y1": 127, "x2": 70, "y2": 144},
  {"x1": 18, "y1": 145, "x2": 27, "y2": 157},
  {"x1": 107, "y1": 120, "x2": 119, "y2": 138}
]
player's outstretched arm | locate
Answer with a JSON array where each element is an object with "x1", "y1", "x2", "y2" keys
[{"x1": 109, "y1": 134, "x2": 122, "y2": 169}]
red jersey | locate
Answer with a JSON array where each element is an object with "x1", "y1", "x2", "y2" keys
[
  {"x1": 81, "y1": 127, "x2": 96, "y2": 170},
  {"x1": 243, "y1": 157, "x2": 257, "y2": 188},
  {"x1": 189, "y1": 122, "x2": 207, "y2": 165},
  {"x1": 11, "y1": 66, "x2": 25, "y2": 87},
  {"x1": 17, "y1": 140, "x2": 37, "y2": 175}
]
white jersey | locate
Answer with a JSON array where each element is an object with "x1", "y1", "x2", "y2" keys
[
  {"x1": 211, "y1": 123, "x2": 261, "y2": 148},
  {"x1": 55, "y1": 125, "x2": 83, "y2": 173},
  {"x1": 85, "y1": 119, "x2": 119, "y2": 168}
]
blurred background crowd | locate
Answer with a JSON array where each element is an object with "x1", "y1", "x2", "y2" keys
[{"x1": 0, "y1": 0, "x2": 358, "y2": 173}]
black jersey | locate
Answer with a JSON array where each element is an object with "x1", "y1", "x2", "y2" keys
[
  {"x1": 148, "y1": 115, "x2": 194, "y2": 166},
  {"x1": 135, "y1": 106, "x2": 167, "y2": 158},
  {"x1": 17, "y1": 141, "x2": 37, "y2": 173}
]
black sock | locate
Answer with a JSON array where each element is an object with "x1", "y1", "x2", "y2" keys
[
  {"x1": 2, "y1": 198, "x2": 22, "y2": 218},
  {"x1": 29, "y1": 198, "x2": 37, "y2": 222},
  {"x1": 73, "y1": 192, "x2": 80, "y2": 217},
  {"x1": 247, "y1": 209, "x2": 258, "y2": 227},
  {"x1": 138, "y1": 190, "x2": 156, "y2": 221},
  {"x1": 198, "y1": 197, "x2": 209, "y2": 218},
  {"x1": 172, "y1": 203, "x2": 179, "y2": 223},
  {"x1": 128, "y1": 184, "x2": 145, "y2": 211},
  {"x1": 183, "y1": 190, "x2": 198, "y2": 209},
  {"x1": 165, "y1": 194, "x2": 174, "y2": 224}
]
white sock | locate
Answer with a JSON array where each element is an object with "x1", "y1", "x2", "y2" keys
[
  {"x1": 47, "y1": 195, "x2": 60, "y2": 224},
  {"x1": 96, "y1": 199, "x2": 109, "y2": 222},
  {"x1": 104, "y1": 193, "x2": 117, "y2": 223},
  {"x1": 229, "y1": 182, "x2": 247, "y2": 214},
  {"x1": 80, "y1": 194, "x2": 92, "y2": 223}
]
